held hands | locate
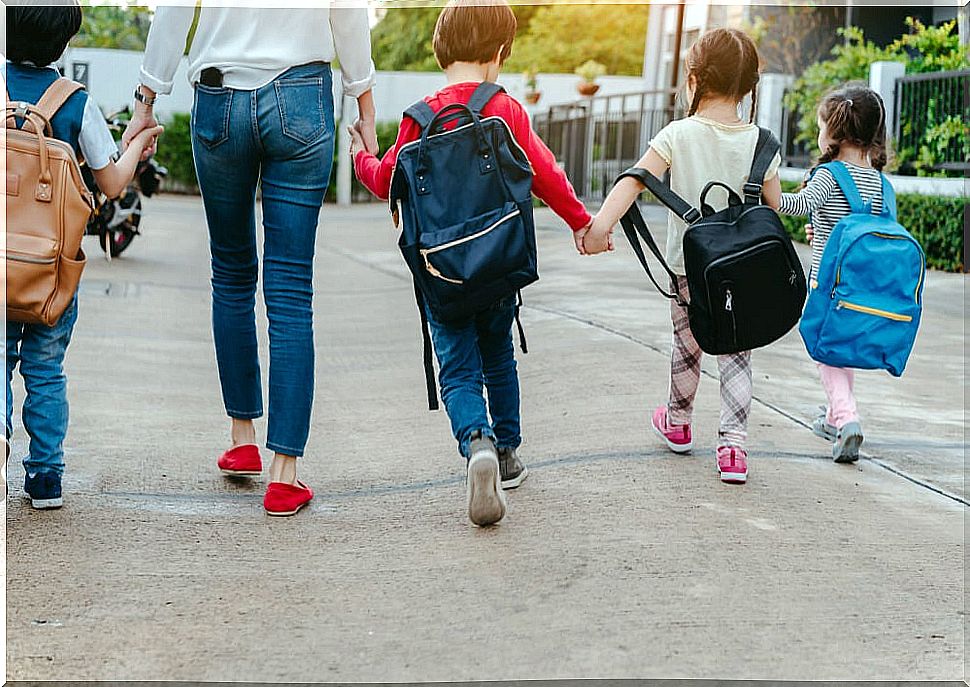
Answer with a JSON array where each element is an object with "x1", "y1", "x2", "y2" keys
[
  {"x1": 122, "y1": 101, "x2": 159, "y2": 161},
  {"x1": 582, "y1": 214, "x2": 616, "y2": 255},
  {"x1": 348, "y1": 125, "x2": 367, "y2": 159},
  {"x1": 354, "y1": 117, "x2": 379, "y2": 156},
  {"x1": 129, "y1": 124, "x2": 165, "y2": 156},
  {"x1": 805, "y1": 223, "x2": 815, "y2": 245}
]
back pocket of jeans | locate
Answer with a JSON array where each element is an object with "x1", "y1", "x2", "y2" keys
[
  {"x1": 275, "y1": 77, "x2": 327, "y2": 145},
  {"x1": 192, "y1": 84, "x2": 231, "y2": 149}
]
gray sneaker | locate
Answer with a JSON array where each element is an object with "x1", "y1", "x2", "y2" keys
[
  {"x1": 466, "y1": 432, "x2": 506, "y2": 527},
  {"x1": 498, "y1": 447, "x2": 528, "y2": 490},
  {"x1": 812, "y1": 408, "x2": 838, "y2": 442},
  {"x1": 833, "y1": 421, "x2": 864, "y2": 463}
]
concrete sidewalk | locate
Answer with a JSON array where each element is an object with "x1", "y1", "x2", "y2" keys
[{"x1": 4, "y1": 198, "x2": 964, "y2": 680}]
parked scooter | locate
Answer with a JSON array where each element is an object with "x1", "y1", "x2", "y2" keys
[{"x1": 82, "y1": 107, "x2": 167, "y2": 258}]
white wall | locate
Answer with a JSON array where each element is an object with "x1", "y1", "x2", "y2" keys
[{"x1": 62, "y1": 47, "x2": 646, "y2": 122}]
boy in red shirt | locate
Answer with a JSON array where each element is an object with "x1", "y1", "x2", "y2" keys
[{"x1": 351, "y1": 0, "x2": 590, "y2": 527}]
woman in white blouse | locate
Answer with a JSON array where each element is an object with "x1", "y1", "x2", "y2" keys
[{"x1": 123, "y1": 6, "x2": 377, "y2": 516}]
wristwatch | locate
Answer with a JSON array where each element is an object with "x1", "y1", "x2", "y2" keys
[{"x1": 133, "y1": 85, "x2": 157, "y2": 107}]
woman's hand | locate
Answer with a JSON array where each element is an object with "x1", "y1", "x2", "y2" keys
[{"x1": 122, "y1": 96, "x2": 159, "y2": 160}]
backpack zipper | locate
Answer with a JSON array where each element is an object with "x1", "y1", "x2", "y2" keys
[
  {"x1": 837, "y1": 300, "x2": 912, "y2": 322},
  {"x1": 419, "y1": 208, "x2": 521, "y2": 285},
  {"x1": 2, "y1": 252, "x2": 56, "y2": 265}
]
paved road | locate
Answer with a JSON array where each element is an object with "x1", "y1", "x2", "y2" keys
[{"x1": 5, "y1": 197, "x2": 964, "y2": 680}]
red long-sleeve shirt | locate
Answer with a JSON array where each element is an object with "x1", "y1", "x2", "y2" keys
[{"x1": 354, "y1": 81, "x2": 591, "y2": 232}]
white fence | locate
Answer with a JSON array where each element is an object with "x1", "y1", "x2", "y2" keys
[{"x1": 61, "y1": 47, "x2": 646, "y2": 121}]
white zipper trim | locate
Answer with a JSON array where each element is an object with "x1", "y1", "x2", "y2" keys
[{"x1": 419, "y1": 208, "x2": 521, "y2": 284}]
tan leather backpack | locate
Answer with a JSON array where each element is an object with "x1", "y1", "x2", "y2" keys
[{"x1": 5, "y1": 78, "x2": 94, "y2": 326}]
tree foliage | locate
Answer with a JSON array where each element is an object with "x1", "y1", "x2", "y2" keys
[
  {"x1": 72, "y1": 4, "x2": 152, "y2": 51},
  {"x1": 504, "y1": 3, "x2": 648, "y2": 75},
  {"x1": 783, "y1": 19, "x2": 969, "y2": 165},
  {"x1": 371, "y1": 3, "x2": 648, "y2": 76}
]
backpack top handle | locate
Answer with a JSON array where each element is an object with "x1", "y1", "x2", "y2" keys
[
  {"x1": 699, "y1": 180, "x2": 743, "y2": 217},
  {"x1": 414, "y1": 102, "x2": 499, "y2": 196}
]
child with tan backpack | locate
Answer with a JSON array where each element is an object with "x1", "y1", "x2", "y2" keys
[{"x1": 4, "y1": 3, "x2": 161, "y2": 508}]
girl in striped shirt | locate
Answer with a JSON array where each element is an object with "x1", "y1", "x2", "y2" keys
[{"x1": 765, "y1": 83, "x2": 890, "y2": 462}]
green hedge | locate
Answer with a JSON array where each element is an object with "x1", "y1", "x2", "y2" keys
[{"x1": 779, "y1": 180, "x2": 965, "y2": 272}]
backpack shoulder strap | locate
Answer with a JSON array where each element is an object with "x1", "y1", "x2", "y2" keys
[
  {"x1": 33, "y1": 78, "x2": 84, "y2": 121},
  {"x1": 743, "y1": 127, "x2": 781, "y2": 203},
  {"x1": 403, "y1": 100, "x2": 435, "y2": 131},
  {"x1": 880, "y1": 173, "x2": 898, "y2": 221},
  {"x1": 821, "y1": 161, "x2": 866, "y2": 214},
  {"x1": 617, "y1": 167, "x2": 701, "y2": 225},
  {"x1": 467, "y1": 81, "x2": 505, "y2": 115}
]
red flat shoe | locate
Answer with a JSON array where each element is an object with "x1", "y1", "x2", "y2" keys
[
  {"x1": 264, "y1": 480, "x2": 313, "y2": 516},
  {"x1": 217, "y1": 444, "x2": 263, "y2": 476}
]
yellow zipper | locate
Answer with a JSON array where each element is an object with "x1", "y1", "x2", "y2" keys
[
  {"x1": 419, "y1": 208, "x2": 520, "y2": 285},
  {"x1": 837, "y1": 300, "x2": 912, "y2": 322}
]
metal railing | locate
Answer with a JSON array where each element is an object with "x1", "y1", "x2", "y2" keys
[
  {"x1": 532, "y1": 90, "x2": 680, "y2": 202},
  {"x1": 894, "y1": 69, "x2": 969, "y2": 174}
]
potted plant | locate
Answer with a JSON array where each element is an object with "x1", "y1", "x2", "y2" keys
[
  {"x1": 575, "y1": 59, "x2": 606, "y2": 97},
  {"x1": 524, "y1": 66, "x2": 541, "y2": 105}
]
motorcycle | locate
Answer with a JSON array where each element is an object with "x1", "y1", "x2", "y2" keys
[{"x1": 82, "y1": 107, "x2": 167, "y2": 258}]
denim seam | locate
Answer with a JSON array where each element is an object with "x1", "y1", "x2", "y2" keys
[
  {"x1": 226, "y1": 408, "x2": 263, "y2": 420},
  {"x1": 266, "y1": 440, "x2": 304, "y2": 457},
  {"x1": 250, "y1": 89, "x2": 262, "y2": 152}
]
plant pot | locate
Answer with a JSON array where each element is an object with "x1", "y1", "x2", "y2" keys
[
  {"x1": 525, "y1": 91, "x2": 542, "y2": 105},
  {"x1": 577, "y1": 82, "x2": 600, "y2": 97}
]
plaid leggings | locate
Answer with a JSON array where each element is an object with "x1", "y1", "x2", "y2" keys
[{"x1": 667, "y1": 276, "x2": 752, "y2": 448}]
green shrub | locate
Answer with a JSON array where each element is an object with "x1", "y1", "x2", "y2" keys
[
  {"x1": 154, "y1": 113, "x2": 198, "y2": 192},
  {"x1": 778, "y1": 180, "x2": 965, "y2": 271}
]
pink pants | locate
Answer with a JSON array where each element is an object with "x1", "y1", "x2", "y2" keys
[{"x1": 818, "y1": 363, "x2": 859, "y2": 427}]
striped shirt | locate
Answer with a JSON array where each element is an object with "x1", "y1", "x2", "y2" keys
[{"x1": 779, "y1": 162, "x2": 883, "y2": 281}]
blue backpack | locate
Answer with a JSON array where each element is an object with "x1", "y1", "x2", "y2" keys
[
  {"x1": 798, "y1": 161, "x2": 925, "y2": 377},
  {"x1": 389, "y1": 82, "x2": 537, "y2": 409}
]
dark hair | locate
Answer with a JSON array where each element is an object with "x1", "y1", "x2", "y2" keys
[
  {"x1": 814, "y1": 83, "x2": 889, "y2": 172},
  {"x1": 433, "y1": 0, "x2": 517, "y2": 69},
  {"x1": 684, "y1": 28, "x2": 761, "y2": 123},
  {"x1": 7, "y1": 2, "x2": 82, "y2": 67}
]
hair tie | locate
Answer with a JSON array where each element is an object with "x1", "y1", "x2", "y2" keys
[{"x1": 845, "y1": 98, "x2": 853, "y2": 106}]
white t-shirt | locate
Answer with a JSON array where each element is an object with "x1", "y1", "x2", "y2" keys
[
  {"x1": 649, "y1": 115, "x2": 782, "y2": 275},
  {"x1": 79, "y1": 96, "x2": 119, "y2": 170},
  {"x1": 140, "y1": 6, "x2": 376, "y2": 97}
]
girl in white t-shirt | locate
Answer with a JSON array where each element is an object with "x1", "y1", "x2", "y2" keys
[{"x1": 585, "y1": 28, "x2": 781, "y2": 484}]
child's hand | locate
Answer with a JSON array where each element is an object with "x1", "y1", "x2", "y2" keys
[
  {"x1": 584, "y1": 215, "x2": 616, "y2": 255},
  {"x1": 130, "y1": 125, "x2": 164, "y2": 157},
  {"x1": 573, "y1": 223, "x2": 590, "y2": 255},
  {"x1": 348, "y1": 125, "x2": 367, "y2": 158},
  {"x1": 805, "y1": 223, "x2": 814, "y2": 245}
]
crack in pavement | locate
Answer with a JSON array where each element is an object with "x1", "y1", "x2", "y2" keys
[{"x1": 325, "y1": 245, "x2": 968, "y2": 509}]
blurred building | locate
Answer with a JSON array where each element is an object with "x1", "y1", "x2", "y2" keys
[{"x1": 642, "y1": 1, "x2": 963, "y2": 91}]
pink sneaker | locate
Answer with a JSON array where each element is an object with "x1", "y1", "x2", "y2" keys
[
  {"x1": 716, "y1": 446, "x2": 748, "y2": 484},
  {"x1": 651, "y1": 405, "x2": 693, "y2": 454}
]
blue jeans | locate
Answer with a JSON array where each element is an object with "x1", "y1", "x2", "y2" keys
[
  {"x1": 191, "y1": 63, "x2": 334, "y2": 457},
  {"x1": 5, "y1": 294, "x2": 79, "y2": 477},
  {"x1": 426, "y1": 297, "x2": 522, "y2": 459}
]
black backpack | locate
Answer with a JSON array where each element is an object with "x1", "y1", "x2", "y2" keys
[
  {"x1": 390, "y1": 82, "x2": 537, "y2": 409},
  {"x1": 616, "y1": 128, "x2": 806, "y2": 355}
]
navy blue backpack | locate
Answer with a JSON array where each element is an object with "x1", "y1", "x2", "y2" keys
[{"x1": 389, "y1": 82, "x2": 537, "y2": 409}]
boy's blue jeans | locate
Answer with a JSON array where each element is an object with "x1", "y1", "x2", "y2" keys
[
  {"x1": 425, "y1": 296, "x2": 522, "y2": 459},
  {"x1": 5, "y1": 294, "x2": 79, "y2": 477},
  {"x1": 191, "y1": 63, "x2": 334, "y2": 457}
]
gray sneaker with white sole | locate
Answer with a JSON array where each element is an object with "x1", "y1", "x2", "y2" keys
[
  {"x1": 812, "y1": 410, "x2": 838, "y2": 442},
  {"x1": 833, "y1": 421, "x2": 864, "y2": 463},
  {"x1": 498, "y1": 447, "x2": 528, "y2": 489},
  {"x1": 466, "y1": 432, "x2": 507, "y2": 526}
]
